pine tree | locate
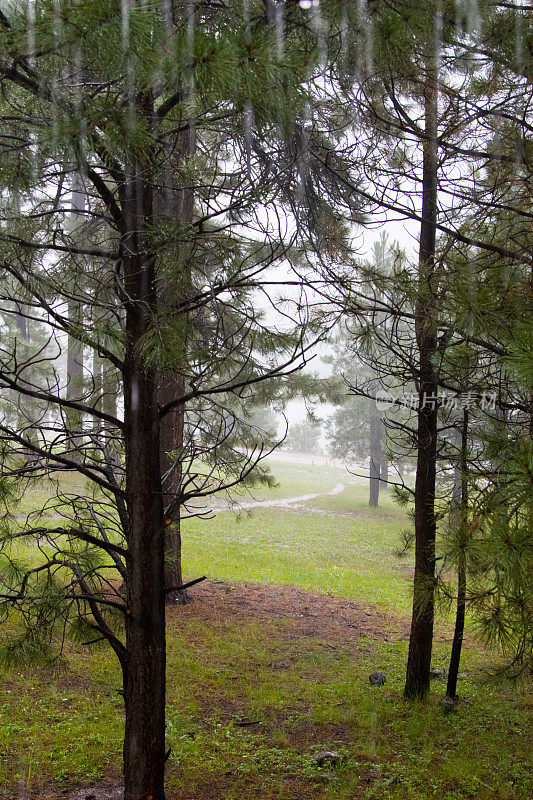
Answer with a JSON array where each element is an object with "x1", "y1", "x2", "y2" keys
[
  {"x1": 319, "y1": 0, "x2": 532, "y2": 697},
  {"x1": 0, "y1": 3, "x2": 353, "y2": 798}
]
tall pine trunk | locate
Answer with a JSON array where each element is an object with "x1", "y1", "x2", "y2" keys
[
  {"x1": 404, "y1": 64, "x2": 439, "y2": 700},
  {"x1": 446, "y1": 409, "x2": 468, "y2": 699},
  {"x1": 121, "y1": 158, "x2": 167, "y2": 800},
  {"x1": 123, "y1": 366, "x2": 166, "y2": 800}
]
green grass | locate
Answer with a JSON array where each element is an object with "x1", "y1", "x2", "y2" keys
[
  {"x1": 0, "y1": 458, "x2": 531, "y2": 799},
  {"x1": 237, "y1": 458, "x2": 350, "y2": 499},
  {"x1": 1, "y1": 618, "x2": 531, "y2": 800},
  {"x1": 183, "y1": 459, "x2": 413, "y2": 610},
  {"x1": 183, "y1": 508, "x2": 412, "y2": 610}
]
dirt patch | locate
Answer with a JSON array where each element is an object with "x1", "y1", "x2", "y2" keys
[
  {"x1": 169, "y1": 579, "x2": 410, "y2": 645},
  {"x1": 67, "y1": 782, "x2": 123, "y2": 800},
  {"x1": 24, "y1": 774, "x2": 122, "y2": 800}
]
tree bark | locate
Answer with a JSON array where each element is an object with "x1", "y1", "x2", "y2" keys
[
  {"x1": 404, "y1": 65, "x2": 439, "y2": 700},
  {"x1": 121, "y1": 158, "x2": 167, "y2": 800},
  {"x1": 123, "y1": 368, "x2": 166, "y2": 800},
  {"x1": 123, "y1": 368, "x2": 167, "y2": 800},
  {"x1": 446, "y1": 409, "x2": 468, "y2": 699}
]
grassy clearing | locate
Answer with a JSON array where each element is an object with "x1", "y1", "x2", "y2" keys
[
  {"x1": 0, "y1": 611, "x2": 531, "y2": 800},
  {"x1": 183, "y1": 507, "x2": 411, "y2": 611},
  {"x1": 238, "y1": 457, "x2": 350, "y2": 499},
  {"x1": 0, "y1": 457, "x2": 531, "y2": 799},
  {"x1": 183, "y1": 458, "x2": 412, "y2": 610}
]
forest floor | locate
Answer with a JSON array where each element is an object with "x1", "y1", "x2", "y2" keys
[
  {"x1": 2, "y1": 578, "x2": 531, "y2": 800},
  {"x1": 1, "y1": 459, "x2": 532, "y2": 800}
]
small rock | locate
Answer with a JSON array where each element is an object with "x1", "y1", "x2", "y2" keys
[
  {"x1": 369, "y1": 671, "x2": 386, "y2": 686},
  {"x1": 429, "y1": 667, "x2": 445, "y2": 679},
  {"x1": 269, "y1": 660, "x2": 289, "y2": 669},
  {"x1": 362, "y1": 766, "x2": 381, "y2": 782},
  {"x1": 313, "y1": 750, "x2": 344, "y2": 766}
]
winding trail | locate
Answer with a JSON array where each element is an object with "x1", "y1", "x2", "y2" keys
[{"x1": 220, "y1": 482, "x2": 345, "y2": 511}]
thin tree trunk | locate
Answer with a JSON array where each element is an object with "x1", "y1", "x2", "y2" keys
[
  {"x1": 102, "y1": 360, "x2": 121, "y2": 468},
  {"x1": 404, "y1": 61, "x2": 440, "y2": 700},
  {"x1": 92, "y1": 350, "x2": 103, "y2": 440},
  {"x1": 14, "y1": 303, "x2": 29, "y2": 427},
  {"x1": 66, "y1": 173, "x2": 85, "y2": 459},
  {"x1": 159, "y1": 372, "x2": 189, "y2": 604},
  {"x1": 379, "y1": 418, "x2": 388, "y2": 486},
  {"x1": 369, "y1": 415, "x2": 382, "y2": 507},
  {"x1": 446, "y1": 409, "x2": 468, "y2": 699}
]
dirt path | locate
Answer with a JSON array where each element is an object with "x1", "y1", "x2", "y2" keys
[{"x1": 226, "y1": 482, "x2": 346, "y2": 510}]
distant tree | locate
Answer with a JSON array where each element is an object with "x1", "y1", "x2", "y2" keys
[
  {"x1": 247, "y1": 404, "x2": 280, "y2": 442},
  {"x1": 325, "y1": 233, "x2": 416, "y2": 510},
  {"x1": 326, "y1": 322, "x2": 390, "y2": 507},
  {"x1": 285, "y1": 418, "x2": 323, "y2": 454}
]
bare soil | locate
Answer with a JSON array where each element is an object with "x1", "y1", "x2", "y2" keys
[{"x1": 170, "y1": 578, "x2": 409, "y2": 644}]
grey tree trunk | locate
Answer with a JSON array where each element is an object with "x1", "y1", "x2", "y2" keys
[
  {"x1": 92, "y1": 350, "x2": 103, "y2": 440},
  {"x1": 102, "y1": 360, "x2": 121, "y2": 468},
  {"x1": 66, "y1": 172, "x2": 86, "y2": 459},
  {"x1": 14, "y1": 303, "x2": 29, "y2": 430}
]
